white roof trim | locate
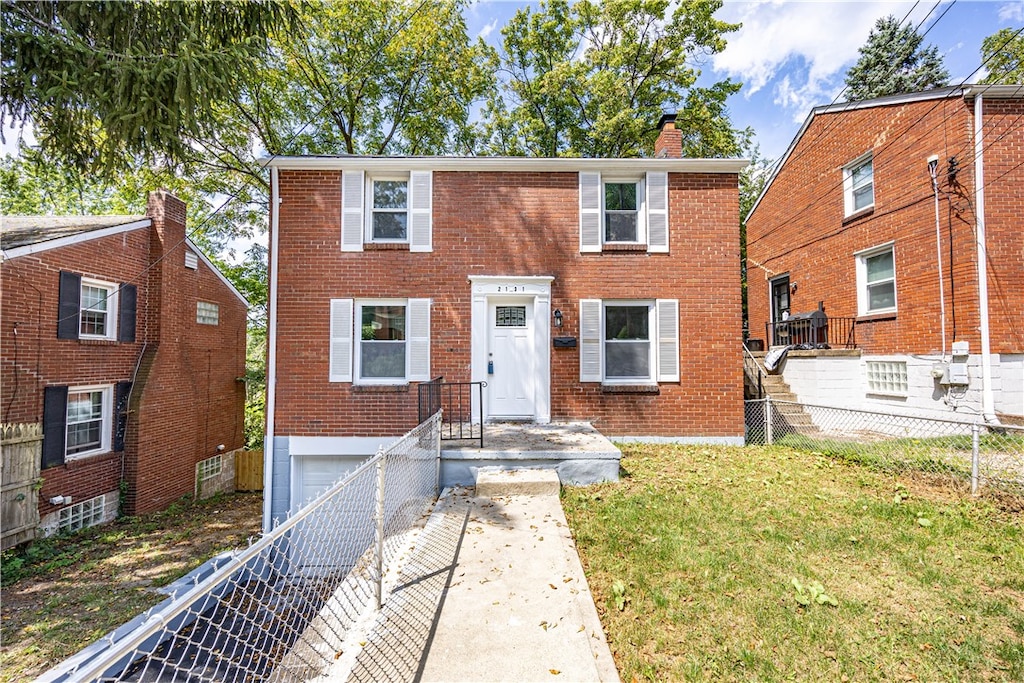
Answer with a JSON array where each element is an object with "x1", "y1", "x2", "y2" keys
[
  {"x1": 1, "y1": 219, "x2": 151, "y2": 259},
  {"x1": 185, "y1": 238, "x2": 249, "y2": 307},
  {"x1": 262, "y1": 155, "x2": 748, "y2": 174}
]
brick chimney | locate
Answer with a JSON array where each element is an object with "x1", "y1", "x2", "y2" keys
[{"x1": 654, "y1": 113, "x2": 682, "y2": 159}]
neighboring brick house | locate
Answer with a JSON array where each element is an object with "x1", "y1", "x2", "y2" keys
[
  {"x1": 746, "y1": 85, "x2": 1023, "y2": 423},
  {"x1": 1, "y1": 191, "x2": 248, "y2": 535},
  {"x1": 263, "y1": 116, "x2": 747, "y2": 522}
]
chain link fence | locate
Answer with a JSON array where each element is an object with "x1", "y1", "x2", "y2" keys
[
  {"x1": 745, "y1": 399, "x2": 1024, "y2": 503},
  {"x1": 42, "y1": 413, "x2": 442, "y2": 683}
]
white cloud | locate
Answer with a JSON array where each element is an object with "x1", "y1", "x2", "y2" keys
[
  {"x1": 477, "y1": 18, "x2": 499, "y2": 41},
  {"x1": 998, "y1": 1, "x2": 1023, "y2": 22},
  {"x1": 712, "y1": 1, "x2": 940, "y2": 113}
]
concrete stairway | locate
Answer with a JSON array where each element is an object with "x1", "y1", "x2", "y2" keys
[{"x1": 747, "y1": 354, "x2": 818, "y2": 434}]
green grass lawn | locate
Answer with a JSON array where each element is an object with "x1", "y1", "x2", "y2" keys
[{"x1": 562, "y1": 443, "x2": 1024, "y2": 682}]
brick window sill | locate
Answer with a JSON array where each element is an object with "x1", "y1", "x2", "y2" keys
[
  {"x1": 856, "y1": 312, "x2": 896, "y2": 324},
  {"x1": 601, "y1": 384, "x2": 660, "y2": 395},
  {"x1": 364, "y1": 243, "x2": 410, "y2": 251},
  {"x1": 352, "y1": 384, "x2": 410, "y2": 393},
  {"x1": 601, "y1": 244, "x2": 648, "y2": 253},
  {"x1": 77, "y1": 339, "x2": 119, "y2": 346}
]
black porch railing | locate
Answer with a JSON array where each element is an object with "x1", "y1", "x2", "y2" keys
[
  {"x1": 417, "y1": 376, "x2": 486, "y2": 448},
  {"x1": 766, "y1": 312, "x2": 857, "y2": 349}
]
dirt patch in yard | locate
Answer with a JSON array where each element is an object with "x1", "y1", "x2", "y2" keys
[{"x1": 0, "y1": 491, "x2": 263, "y2": 682}]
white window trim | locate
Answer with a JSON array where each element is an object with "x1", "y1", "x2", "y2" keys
[
  {"x1": 843, "y1": 152, "x2": 874, "y2": 217},
  {"x1": 364, "y1": 175, "x2": 410, "y2": 244},
  {"x1": 65, "y1": 384, "x2": 113, "y2": 459},
  {"x1": 354, "y1": 298, "x2": 425, "y2": 386},
  {"x1": 79, "y1": 277, "x2": 119, "y2": 340},
  {"x1": 855, "y1": 242, "x2": 897, "y2": 316},
  {"x1": 602, "y1": 177, "x2": 646, "y2": 245},
  {"x1": 864, "y1": 358, "x2": 909, "y2": 397},
  {"x1": 602, "y1": 300, "x2": 656, "y2": 385}
]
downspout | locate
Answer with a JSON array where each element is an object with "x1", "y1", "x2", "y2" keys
[
  {"x1": 263, "y1": 166, "x2": 281, "y2": 532},
  {"x1": 972, "y1": 92, "x2": 999, "y2": 424},
  {"x1": 927, "y1": 155, "x2": 946, "y2": 360}
]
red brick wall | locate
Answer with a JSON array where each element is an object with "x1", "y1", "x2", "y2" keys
[
  {"x1": 272, "y1": 168, "x2": 743, "y2": 438},
  {"x1": 746, "y1": 95, "x2": 1023, "y2": 356},
  {"x1": 1, "y1": 191, "x2": 247, "y2": 517}
]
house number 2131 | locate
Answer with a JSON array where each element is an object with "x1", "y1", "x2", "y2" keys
[{"x1": 496, "y1": 285, "x2": 524, "y2": 292}]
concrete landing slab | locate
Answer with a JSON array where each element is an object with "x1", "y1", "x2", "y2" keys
[{"x1": 475, "y1": 468, "x2": 561, "y2": 497}]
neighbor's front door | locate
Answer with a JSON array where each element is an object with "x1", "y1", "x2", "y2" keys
[{"x1": 488, "y1": 298, "x2": 536, "y2": 419}]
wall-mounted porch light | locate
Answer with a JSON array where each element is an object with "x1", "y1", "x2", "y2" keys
[{"x1": 553, "y1": 309, "x2": 563, "y2": 328}]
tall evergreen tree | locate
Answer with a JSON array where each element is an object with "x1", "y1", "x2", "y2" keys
[
  {"x1": 980, "y1": 27, "x2": 1024, "y2": 85},
  {"x1": 844, "y1": 15, "x2": 949, "y2": 101}
]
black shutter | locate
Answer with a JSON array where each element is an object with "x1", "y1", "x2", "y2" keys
[
  {"x1": 57, "y1": 271, "x2": 81, "y2": 339},
  {"x1": 118, "y1": 284, "x2": 137, "y2": 342},
  {"x1": 42, "y1": 385, "x2": 68, "y2": 469},
  {"x1": 113, "y1": 381, "x2": 132, "y2": 452}
]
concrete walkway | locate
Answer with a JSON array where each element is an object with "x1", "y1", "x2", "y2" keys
[{"x1": 333, "y1": 470, "x2": 619, "y2": 682}]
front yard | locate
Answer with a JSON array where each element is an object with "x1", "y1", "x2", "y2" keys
[
  {"x1": 0, "y1": 492, "x2": 262, "y2": 682},
  {"x1": 563, "y1": 443, "x2": 1024, "y2": 681}
]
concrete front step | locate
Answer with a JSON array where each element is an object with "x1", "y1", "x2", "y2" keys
[{"x1": 475, "y1": 468, "x2": 561, "y2": 497}]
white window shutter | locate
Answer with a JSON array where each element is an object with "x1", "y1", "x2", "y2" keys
[
  {"x1": 409, "y1": 171, "x2": 433, "y2": 252},
  {"x1": 341, "y1": 170, "x2": 364, "y2": 252},
  {"x1": 407, "y1": 298, "x2": 431, "y2": 381},
  {"x1": 647, "y1": 171, "x2": 669, "y2": 253},
  {"x1": 579, "y1": 172, "x2": 602, "y2": 253},
  {"x1": 329, "y1": 299, "x2": 354, "y2": 382},
  {"x1": 579, "y1": 299, "x2": 602, "y2": 382},
  {"x1": 656, "y1": 299, "x2": 679, "y2": 383}
]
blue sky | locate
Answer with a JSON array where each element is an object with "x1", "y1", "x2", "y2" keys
[{"x1": 466, "y1": 0, "x2": 1022, "y2": 160}]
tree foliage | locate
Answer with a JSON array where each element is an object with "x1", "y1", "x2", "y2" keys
[
  {"x1": 980, "y1": 27, "x2": 1024, "y2": 85},
  {"x1": 844, "y1": 15, "x2": 949, "y2": 101},
  {"x1": 478, "y1": 0, "x2": 748, "y2": 158},
  {"x1": 1, "y1": 0, "x2": 297, "y2": 176}
]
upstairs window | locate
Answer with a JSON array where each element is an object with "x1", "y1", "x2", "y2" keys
[
  {"x1": 341, "y1": 170, "x2": 433, "y2": 252},
  {"x1": 370, "y1": 179, "x2": 409, "y2": 241},
  {"x1": 604, "y1": 181, "x2": 640, "y2": 243},
  {"x1": 844, "y1": 153, "x2": 874, "y2": 216},
  {"x1": 856, "y1": 243, "x2": 896, "y2": 315},
  {"x1": 579, "y1": 172, "x2": 668, "y2": 253},
  {"x1": 79, "y1": 280, "x2": 116, "y2": 338}
]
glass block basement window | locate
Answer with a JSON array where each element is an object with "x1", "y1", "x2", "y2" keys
[
  {"x1": 58, "y1": 495, "x2": 106, "y2": 533},
  {"x1": 198, "y1": 454, "x2": 223, "y2": 482},
  {"x1": 866, "y1": 360, "x2": 908, "y2": 395}
]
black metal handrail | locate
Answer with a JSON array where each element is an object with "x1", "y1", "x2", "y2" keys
[
  {"x1": 417, "y1": 376, "x2": 487, "y2": 448},
  {"x1": 743, "y1": 345, "x2": 766, "y2": 399},
  {"x1": 766, "y1": 316, "x2": 857, "y2": 349}
]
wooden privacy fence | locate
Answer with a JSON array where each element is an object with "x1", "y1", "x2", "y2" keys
[
  {"x1": 234, "y1": 450, "x2": 263, "y2": 492},
  {"x1": 2, "y1": 423, "x2": 42, "y2": 550}
]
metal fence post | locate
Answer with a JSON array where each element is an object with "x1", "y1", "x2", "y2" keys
[
  {"x1": 971, "y1": 422, "x2": 980, "y2": 495},
  {"x1": 374, "y1": 448, "x2": 386, "y2": 610},
  {"x1": 765, "y1": 396, "x2": 774, "y2": 446},
  {"x1": 434, "y1": 411, "x2": 442, "y2": 498}
]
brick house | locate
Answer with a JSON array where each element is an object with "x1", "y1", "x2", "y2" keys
[
  {"x1": 1, "y1": 191, "x2": 248, "y2": 535},
  {"x1": 263, "y1": 117, "x2": 747, "y2": 522},
  {"x1": 746, "y1": 85, "x2": 1023, "y2": 423}
]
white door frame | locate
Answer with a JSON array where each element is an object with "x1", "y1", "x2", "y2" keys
[{"x1": 469, "y1": 275, "x2": 553, "y2": 424}]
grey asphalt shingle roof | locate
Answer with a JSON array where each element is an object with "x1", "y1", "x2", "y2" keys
[{"x1": 1, "y1": 215, "x2": 148, "y2": 251}]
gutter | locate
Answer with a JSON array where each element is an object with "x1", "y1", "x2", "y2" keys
[
  {"x1": 263, "y1": 167, "x2": 281, "y2": 532},
  {"x1": 972, "y1": 92, "x2": 999, "y2": 425}
]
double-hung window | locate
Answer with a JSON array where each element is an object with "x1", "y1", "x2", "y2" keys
[
  {"x1": 856, "y1": 243, "x2": 896, "y2": 315},
  {"x1": 579, "y1": 172, "x2": 668, "y2": 253},
  {"x1": 328, "y1": 298, "x2": 431, "y2": 384},
  {"x1": 369, "y1": 178, "x2": 409, "y2": 241},
  {"x1": 579, "y1": 299, "x2": 679, "y2": 384},
  {"x1": 340, "y1": 170, "x2": 433, "y2": 252},
  {"x1": 65, "y1": 386, "x2": 112, "y2": 457},
  {"x1": 844, "y1": 153, "x2": 874, "y2": 216},
  {"x1": 57, "y1": 271, "x2": 136, "y2": 342},
  {"x1": 604, "y1": 181, "x2": 641, "y2": 244}
]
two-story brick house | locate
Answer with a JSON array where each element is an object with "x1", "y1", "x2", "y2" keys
[
  {"x1": 1, "y1": 191, "x2": 248, "y2": 536},
  {"x1": 263, "y1": 117, "x2": 747, "y2": 522},
  {"x1": 746, "y1": 85, "x2": 1023, "y2": 423}
]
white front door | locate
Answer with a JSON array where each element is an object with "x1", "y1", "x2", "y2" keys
[{"x1": 489, "y1": 298, "x2": 536, "y2": 419}]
